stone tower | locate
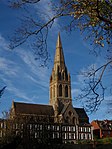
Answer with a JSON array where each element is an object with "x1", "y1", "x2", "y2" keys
[{"x1": 49, "y1": 33, "x2": 72, "y2": 122}]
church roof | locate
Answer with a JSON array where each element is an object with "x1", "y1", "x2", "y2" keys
[
  {"x1": 13, "y1": 102, "x2": 54, "y2": 116},
  {"x1": 74, "y1": 108, "x2": 89, "y2": 119}
]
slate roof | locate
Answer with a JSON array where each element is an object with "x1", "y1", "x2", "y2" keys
[
  {"x1": 13, "y1": 102, "x2": 54, "y2": 116},
  {"x1": 74, "y1": 108, "x2": 89, "y2": 119}
]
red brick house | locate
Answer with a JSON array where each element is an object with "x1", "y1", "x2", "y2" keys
[{"x1": 91, "y1": 120, "x2": 112, "y2": 139}]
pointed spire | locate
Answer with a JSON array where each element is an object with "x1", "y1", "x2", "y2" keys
[
  {"x1": 54, "y1": 33, "x2": 65, "y2": 69},
  {"x1": 56, "y1": 32, "x2": 62, "y2": 49}
]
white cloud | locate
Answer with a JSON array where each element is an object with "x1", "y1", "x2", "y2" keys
[
  {"x1": 8, "y1": 86, "x2": 32, "y2": 102},
  {"x1": 0, "y1": 34, "x2": 9, "y2": 49},
  {"x1": 25, "y1": 74, "x2": 49, "y2": 90},
  {"x1": 71, "y1": 88, "x2": 81, "y2": 97},
  {"x1": 0, "y1": 77, "x2": 31, "y2": 102},
  {"x1": 0, "y1": 57, "x2": 19, "y2": 76},
  {"x1": 16, "y1": 48, "x2": 50, "y2": 87},
  {"x1": 89, "y1": 95, "x2": 112, "y2": 122},
  {"x1": 34, "y1": 0, "x2": 59, "y2": 29},
  {"x1": 0, "y1": 34, "x2": 50, "y2": 105},
  {"x1": 76, "y1": 59, "x2": 106, "y2": 85},
  {"x1": 0, "y1": 34, "x2": 50, "y2": 80}
]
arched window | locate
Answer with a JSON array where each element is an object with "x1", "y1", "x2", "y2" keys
[
  {"x1": 59, "y1": 84, "x2": 62, "y2": 96},
  {"x1": 65, "y1": 85, "x2": 68, "y2": 97}
]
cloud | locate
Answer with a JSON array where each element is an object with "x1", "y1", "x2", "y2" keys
[
  {"x1": 25, "y1": 74, "x2": 49, "y2": 90},
  {"x1": 0, "y1": 57, "x2": 19, "y2": 76},
  {"x1": 0, "y1": 34, "x2": 9, "y2": 49},
  {"x1": 0, "y1": 76, "x2": 33, "y2": 102},
  {"x1": 76, "y1": 58, "x2": 106, "y2": 85},
  {"x1": 0, "y1": 34, "x2": 50, "y2": 104},
  {"x1": 8, "y1": 85, "x2": 32, "y2": 102},
  {"x1": 89, "y1": 95, "x2": 112, "y2": 122},
  {"x1": 71, "y1": 88, "x2": 81, "y2": 97},
  {"x1": 34, "y1": 0, "x2": 59, "y2": 30},
  {"x1": 15, "y1": 48, "x2": 50, "y2": 87},
  {"x1": 12, "y1": 87, "x2": 39, "y2": 103}
]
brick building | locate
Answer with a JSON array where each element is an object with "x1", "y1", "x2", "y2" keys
[{"x1": 91, "y1": 120, "x2": 112, "y2": 139}]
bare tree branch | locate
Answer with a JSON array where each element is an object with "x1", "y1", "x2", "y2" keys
[
  {"x1": 9, "y1": 0, "x2": 40, "y2": 8},
  {"x1": 77, "y1": 60, "x2": 112, "y2": 113},
  {"x1": 7, "y1": 0, "x2": 112, "y2": 111},
  {"x1": 0, "y1": 86, "x2": 7, "y2": 98}
]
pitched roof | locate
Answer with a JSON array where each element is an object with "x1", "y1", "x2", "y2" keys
[
  {"x1": 74, "y1": 108, "x2": 88, "y2": 119},
  {"x1": 13, "y1": 102, "x2": 54, "y2": 116},
  {"x1": 93, "y1": 120, "x2": 112, "y2": 130}
]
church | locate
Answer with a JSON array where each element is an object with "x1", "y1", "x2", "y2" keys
[
  {"x1": 10, "y1": 33, "x2": 89, "y2": 125},
  {"x1": 0, "y1": 33, "x2": 93, "y2": 143}
]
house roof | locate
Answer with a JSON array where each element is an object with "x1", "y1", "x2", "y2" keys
[
  {"x1": 74, "y1": 108, "x2": 89, "y2": 119},
  {"x1": 93, "y1": 120, "x2": 112, "y2": 130},
  {"x1": 13, "y1": 102, "x2": 54, "y2": 116}
]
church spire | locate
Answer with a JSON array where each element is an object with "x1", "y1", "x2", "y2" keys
[
  {"x1": 56, "y1": 32, "x2": 62, "y2": 48},
  {"x1": 49, "y1": 33, "x2": 72, "y2": 114},
  {"x1": 54, "y1": 33, "x2": 65, "y2": 70}
]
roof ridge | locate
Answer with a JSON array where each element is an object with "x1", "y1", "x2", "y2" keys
[{"x1": 14, "y1": 101, "x2": 52, "y2": 107}]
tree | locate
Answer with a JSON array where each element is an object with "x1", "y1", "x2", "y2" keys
[
  {"x1": 0, "y1": 111, "x2": 63, "y2": 149},
  {"x1": 8, "y1": 0, "x2": 112, "y2": 112},
  {"x1": 0, "y1": 86, "x2": 7, "y2": 98}
]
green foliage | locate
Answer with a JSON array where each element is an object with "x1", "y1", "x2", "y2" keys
[
  {"x1": 71, "y1": 0, "x2": 112, "y2": 48},
  {"x1": 9, "y1": 0, "x2": 112, "y2": 51},
  {"x1": 96, "y1": 137, "x2": 112, "y2": 144},
  {"x1": 77, "y1": 137, "x2": 112, "y2": 144}
]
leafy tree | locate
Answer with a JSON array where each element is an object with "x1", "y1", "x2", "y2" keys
[
  {"x1": 8, "y1": 0, "x2": 112, "y2": 112},
  {"x1": 9, "y1": 0, "x2": 112, "y2": 49}
]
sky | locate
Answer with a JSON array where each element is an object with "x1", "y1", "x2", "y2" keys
[{"x1": 0, "y1": 0, "x2": 112, "y2": 122}]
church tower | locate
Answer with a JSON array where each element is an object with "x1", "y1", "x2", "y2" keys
[{"x1": 49, "y1": 33, "x2": 72, "y2": 121}]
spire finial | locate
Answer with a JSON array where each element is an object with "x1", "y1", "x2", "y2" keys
[{"x1": 56, "y1": 32, "x2": 62, "y2": 48}]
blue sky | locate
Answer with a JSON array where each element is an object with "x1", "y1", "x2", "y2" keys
[{"x1": 0, "y1": 0, "x2": 112, "y2": 122}]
